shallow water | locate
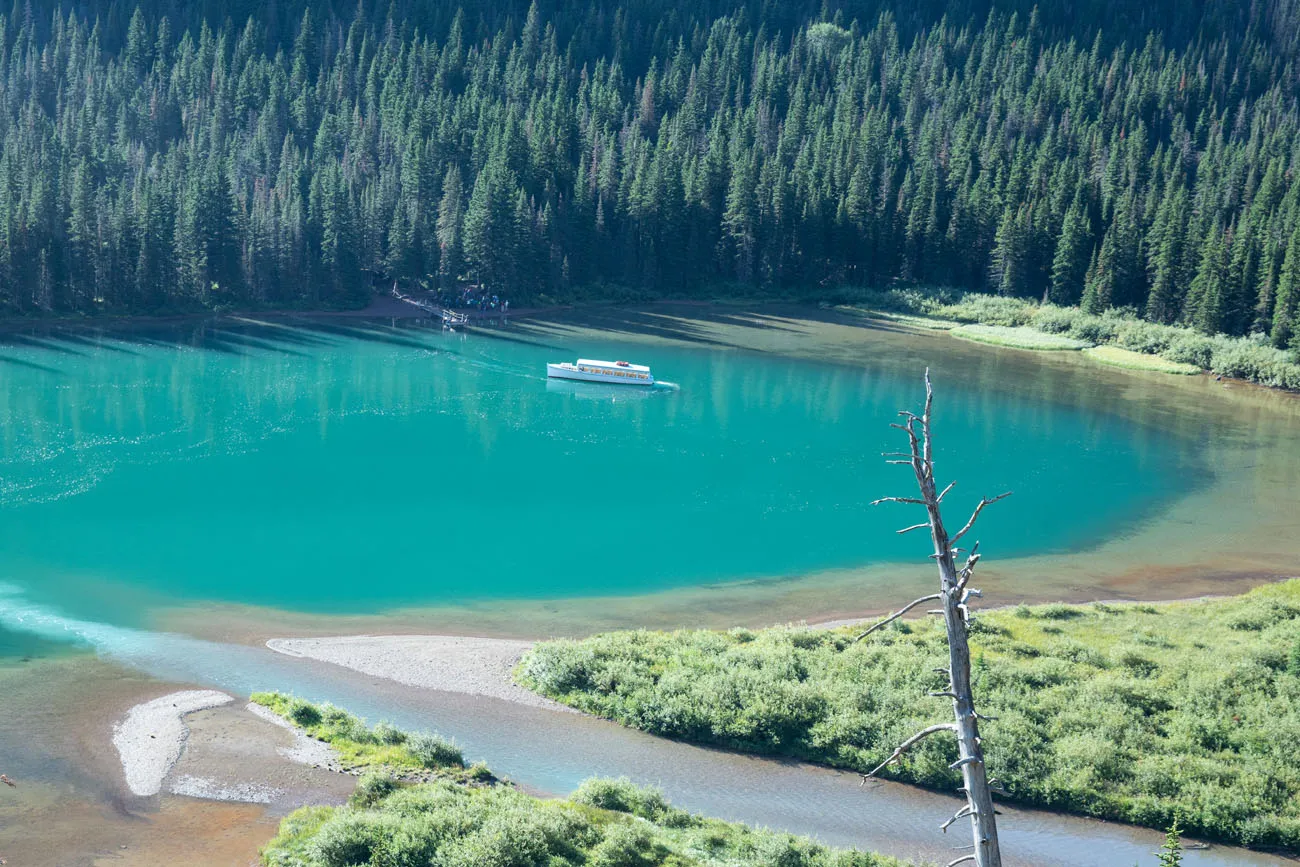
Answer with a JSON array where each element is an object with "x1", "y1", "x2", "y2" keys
[
  {"x1": 0, "y1": 310, "x2": 1230, "y2": 625},
  {"x1": 0, "y1": 601, "x2": 1285, "y2": 867}
]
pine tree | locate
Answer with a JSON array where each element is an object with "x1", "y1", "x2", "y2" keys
[
  {"x1": 434, "y1": 164, "x2": 465, "y2": 293},
  {"x1": 1050, "y1": 196, "x2": 1091, "y2": 305},
  {"x1": 1188, "y1": 221, "x2": 1229, "y2": 335},
  {"x1": 1145, "y1": 186, "x2": 1187, "y2": 324},
  {"x1": 1272, "y1": 223, "x2": 1300, "y2": 348}
]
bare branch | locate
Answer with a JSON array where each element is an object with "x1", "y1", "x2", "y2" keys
[
  {"x1": 951, "y1": 493, "x2": 1013, "y2": 545},
  {"x1": 946, "y1": 857, "x2": 976, "y2": 867},
  {"x1": 861, "y1": 723, "x2": 956, "y2": 779},
  {"x1": 941, "y1": 805, "x2": 974, "y2": 833},
  {"x1": 853, "y1": 593, "x2": 943, "y2": 642},
  {"x1": 870, "y1": 496, "x2": 926, "y2": 506},
  {"x1": 897, "y1": 522, "x2": 931, "y2": 535},
  {"x1": 937, "y1": 481, "x2": 956, "y2": 503},
  {"x1": 921, "y1": 370, "x2": 934, "y2": 472}
]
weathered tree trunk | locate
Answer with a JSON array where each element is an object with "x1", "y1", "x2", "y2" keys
[{"x1": 859, "y1": 371, "x2": 1005, "y2": 867}]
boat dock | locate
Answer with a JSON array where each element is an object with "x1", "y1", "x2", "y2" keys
[{"x1": 389, "y1": 285, "x2": 478, "y2": 329}]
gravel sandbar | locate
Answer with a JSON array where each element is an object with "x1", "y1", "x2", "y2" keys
[
  {"x1": 266, "y1": 635, "x2": 572, "y2": 711},
  {"x1": 112, "y1": 689, "x2": 233, "y2": 796}
]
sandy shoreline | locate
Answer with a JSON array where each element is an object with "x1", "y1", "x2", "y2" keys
[
  {"x1": 112, "y1": 690, "x2": 233, "y2": 796},
  {"x1": 267, "y1": 634, "x2": 574, "y2": 712}
]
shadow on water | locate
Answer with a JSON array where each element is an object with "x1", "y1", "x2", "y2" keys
[
  {"x1": 0, "y1": 302, "x2": 916, "y2": 365},
  {"x1": 0, "y1": 354, "x2": 64, "y2": 374}
]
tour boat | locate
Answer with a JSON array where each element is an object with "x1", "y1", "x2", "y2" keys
[{"x1": 546, "y1": 358, "x2": 655, "y2": 386}]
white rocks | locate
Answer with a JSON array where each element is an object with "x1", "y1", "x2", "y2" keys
[
  {"x1": 112, "y1": 690, "x2": 234, "y2": 796},
  {"x1": 167, "y1": 774, "x2": 283, "y2": 804}
]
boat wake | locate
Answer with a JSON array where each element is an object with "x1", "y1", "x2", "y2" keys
[{"x1": 653, "y1": 380, "x2": 681, "y2": 390}]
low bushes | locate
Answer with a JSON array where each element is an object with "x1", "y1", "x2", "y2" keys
[
  {"x1": 519, "y1": 582, "x2": 1300, "y2": 849},
  {"x1": 407, "y1": 732, "x2": 464, "y2": 769},
  {"x1": 869, "y1": 290, "x2": 1300, "y2": 389},
  {"x1": 260, "y1": 775, "x2": 909, "y2": 867}
]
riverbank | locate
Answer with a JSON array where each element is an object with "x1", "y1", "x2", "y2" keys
[
  {"x1": 248, "y1": 695, "x2": 914, "y2": 867},
  {"x1": 267, "y1": 635, "x2": 571, "y2": 711},
  {"x1": 517, "y1": 580, "x2": 1300, "y2": 850},
  {"x1": 0, "y1": 619, "x2": 1285, "y2": 866}
]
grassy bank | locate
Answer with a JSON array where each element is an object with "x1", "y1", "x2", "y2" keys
[
  {"x1": 841, "y1": 288, "x2": 1300, "y2": 390},
  {"x1": 950, "y1": 324, "x2": 1092, "y2": 350},
  {"x1": 518, "y1": 581, "x2": 1300, "y2": 849},
  {"x1": 1081, "y1": 346, "x2": 1203, "y2": 374},
  {"x1": 256, "y1": 698, "x2": 908, "y2": 867},
  {"x1": 251, "y1": 692, "x2": 477, "y2": 781}
]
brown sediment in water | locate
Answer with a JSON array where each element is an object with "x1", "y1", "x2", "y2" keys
[
  {"x1": 159, "y1": 559, "x2": 1298, "y2": 647},
  {"x1": 0, "y1": 786, "x2": 277, "y2": 867},
  {"x1": 0, "y1": 655, "x2": 356, "y2": 867}
]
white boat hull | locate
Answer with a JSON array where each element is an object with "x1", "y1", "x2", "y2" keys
[{"x1": 547, "y1": 363, "x2": 655, "y2": 386}]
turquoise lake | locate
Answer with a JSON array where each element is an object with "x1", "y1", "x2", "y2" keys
[{"x1": 0, "y1": 309, "x2": 1210, "y2": 629}]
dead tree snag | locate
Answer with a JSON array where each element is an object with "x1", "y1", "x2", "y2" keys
[{"x1": 859, "y1": 370, "x2": 1006, "y2": 867}]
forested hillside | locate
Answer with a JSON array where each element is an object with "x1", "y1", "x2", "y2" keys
[{"x1": 3, "y1": 0, "x2": 1300, "y2": 348}]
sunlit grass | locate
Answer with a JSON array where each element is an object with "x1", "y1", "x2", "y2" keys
[
  {"x1": 1083, "y1": 345, "x2": 1202, "y2": 374},
  {"x1": 950, "y1": 323, "x2": 1092, "y2": 350},
  {"x1": 519, "y1": 581, "x2": 1300, "y2": 848},
  {"x1": 250, "y1": 692, "x2": 463, "y2": 774}
]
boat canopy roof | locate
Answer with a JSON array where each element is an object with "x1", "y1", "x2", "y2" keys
[{"x1": 576, "y1": 358, "x2": 651, "y2": 373}]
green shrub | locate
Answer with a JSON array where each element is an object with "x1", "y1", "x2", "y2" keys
[
  {"x1": 1066, "y1": 314, "x2": 1119, "y2": 344},
  {"x1": 938, "y1": 294, "x2": 1037, "y2": 326},
  {"x1": 587, "y1": 824, "x2": 668, "y2": 867},
  {"x1": 263, "y1": 775, "x2": 910, "y2": 867},
  {"x1": 520, "y1": 581, "x2": 1300, "y2": 848},
  {"x1": 1161, "y1": 333, "x2": 1216, "y2": 368},
  {"x1": 289, "y1": 698, "x2": 323, "y2": 727},
  {"x1": 408, "y1": 732, "x2": 465, "y2": 768},
  {"x1": 251, "y1": 693, "x2": 464, "y2": 778},
  {"x1": 309, "y1": 811, "x2": 396, "y2": 867},
  {"x1": 466, "y1": 761, "x2": 494, "y2": 782},
  {"x1": 350, "y1": 773, "x2": 400, "y2": 808},
  {"x1": 1030, "y1": 305, "x2": 1079, "y2": 333},
  {"x1": 373, "y1": 721, "x2": 407, "y2": 745},
  {"x1": 1037, "y1": 603, "x2": 1084, "y2": 620},
  {"x1": 572, "y1": 778, "x2": 689, "y2": 826}
]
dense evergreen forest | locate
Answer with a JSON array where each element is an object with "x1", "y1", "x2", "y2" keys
[{"x1": 3, "y1": 0, "x2": 1300, "y2": 348}]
